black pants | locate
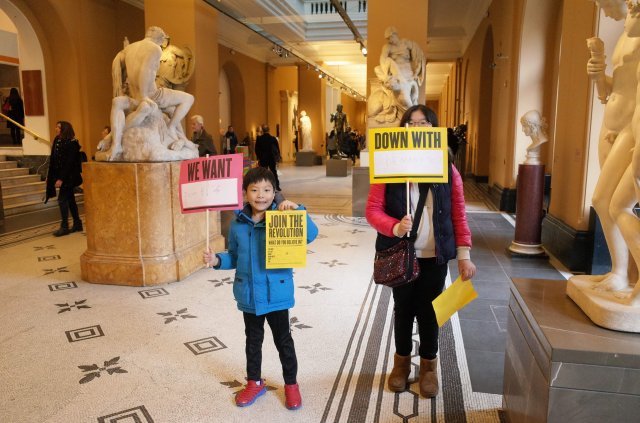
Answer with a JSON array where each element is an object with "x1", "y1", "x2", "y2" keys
[
  {"x1": 58, "y1": 185, "x2": 80, "y2": 229},
  {"x1": 243, "y1": 309, "x2": 297, "y2": 385},
  {"x1": 392, "y1": 257, "x2": 448, "y2": 359},
  {"x1": 259, "y1": 161, "x2": 280, "y2": 191},
  {"x1": 10, "y1": 126, "x2": 22, "y2": 145}
]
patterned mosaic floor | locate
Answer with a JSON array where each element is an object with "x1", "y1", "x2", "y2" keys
[{"x1": 0, "y1": 213, "x2": 503, "y2": 423}]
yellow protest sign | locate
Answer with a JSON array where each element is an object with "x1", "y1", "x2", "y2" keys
[
  {"x1": 432, "y1": 276, "x2": 478, "y2": 327},
  {"x1": 265, "y1": 210, "x2": 307, "y2": 269},
  {"x1": 368, "y1": 127, "x2": 448, "y2": 184}
]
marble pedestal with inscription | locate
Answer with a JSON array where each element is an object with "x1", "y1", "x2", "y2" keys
[
  {"x1": 503, "y1": 278, "x2": 640, "y2": 422},
  {"x1": 80, "y1": 162, "x2": 224, "y2": 286}
]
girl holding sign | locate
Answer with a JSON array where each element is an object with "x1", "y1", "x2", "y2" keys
[
  {"x1": 203, "y1": 167, "x2": 318, "y2": 410},
  {"x1": 365, "y1": 105, "x2": 476, "y2": 398}
]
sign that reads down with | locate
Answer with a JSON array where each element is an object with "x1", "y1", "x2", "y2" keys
[
  {"x1": 179, "y1": 153, "x2": 244, "y2": 213},
  {"x1": 265, "y1": 210, "x2": 307, "y2": 269},
  {"x1": 368, "y1": 127, "x2": 448, "y2": 184}
]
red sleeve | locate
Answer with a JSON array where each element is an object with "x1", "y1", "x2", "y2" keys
[
  {"x1": 365, "y1": 184, "x2": 398, "y2": 238},
  {"x1": 451, "y1": 165, "x2": 472, "y2": 248}
]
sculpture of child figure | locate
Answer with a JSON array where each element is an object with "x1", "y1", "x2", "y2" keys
[{"x1": 520, "y1": 110, "x2": 548, "y2": 165}]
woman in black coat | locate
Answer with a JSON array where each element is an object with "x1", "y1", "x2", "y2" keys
[
  {"x1": 45, "y1": 121, "x2": 83, "y2": 236},
  {"x1": 6, "y1": 88, "x2": 25, "y2": 145}
]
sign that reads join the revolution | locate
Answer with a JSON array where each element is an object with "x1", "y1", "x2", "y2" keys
[
  {"x1": 265, "y1": 210, "x2": 307, "y2": 269},
  {"x1": 179, "y1": 153, "x2": 243, "y2": 213},
  {"x1": 368, "y1": 127, "x2": 448, "y2": 184}
]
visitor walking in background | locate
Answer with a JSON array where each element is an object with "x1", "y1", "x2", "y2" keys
[{"x1": 45, "y1": 121, "x2": 83, "y2": 237}]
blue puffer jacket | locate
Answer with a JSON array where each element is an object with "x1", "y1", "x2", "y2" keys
[{"x1": 215, "y1": 202, "x2": 318, "y2": 315}]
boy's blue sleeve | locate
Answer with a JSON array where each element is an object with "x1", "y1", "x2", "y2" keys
[
  {"x1": 215, "y1": 221, "x2": 238, "y2": 270},
  {"x1": 297, "y1": 205, "x2": 318, "y2": 244}
]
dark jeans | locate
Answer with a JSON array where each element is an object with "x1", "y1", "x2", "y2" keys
[
  {"x1": 392, "y1": 257, "x2": 448, "y2": 359},
  {"x1": 10, "y1": 126, "x2": 22, "y2": 145},
  {"x1": 243, "y1": 309, "x2": 297, "y2": 385},
  {"x1": 58, "y1": 185, "x2": 80, "y2": 229},
  {"x1": 259, "y1": 161, "x2": 280, "y2": 191}
]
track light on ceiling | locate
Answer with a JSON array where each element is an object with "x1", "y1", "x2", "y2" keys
[{"x1": 360, "y1": 44, "x2": 367, "y2": 57}]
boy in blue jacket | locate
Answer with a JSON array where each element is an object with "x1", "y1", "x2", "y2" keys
[{"x1": 204, "y1": 167, "x2": 318, "y2": 410}]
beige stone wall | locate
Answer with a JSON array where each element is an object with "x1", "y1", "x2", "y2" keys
[
  {"x1": 298, "y1": 65, "x2": 326, "y2": 154},
  {"x1": 549, "y1": 0, "x2": 597, "y2": 230},
  {"x1": 218, "y1": 48, "x2": 268, "y2": 153}
]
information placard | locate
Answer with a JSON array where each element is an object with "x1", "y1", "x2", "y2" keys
[
  {"x1": 265, "y1": 210, "x2": 307, "y2": 269},
  {"x1": 368, "y1": 127, "x2": 448, "y2": 184},
  {"x1": 179, "y1": 153, "x2": 243, "y2": 213}
]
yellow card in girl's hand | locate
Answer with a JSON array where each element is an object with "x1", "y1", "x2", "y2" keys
[{"x1": 432, "y1": 276, "x2": 478, "y2": 327}]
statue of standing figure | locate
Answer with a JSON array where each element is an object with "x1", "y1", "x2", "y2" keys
[
  {"x1": 299, "y1": 110, "x2": 313, "y2": 151},
  {"x1": 96, "y1": 26, "x2": 198, "y2": 162},
  {"x1": 368, "y1": 27, "x2": 426, "y2": 126},
  {"x1": 566, "y1": 0, "x2": 640, "y2": 332}
]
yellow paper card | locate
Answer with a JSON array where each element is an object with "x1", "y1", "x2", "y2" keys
[
  {"x1": 432, "y1": 276, "x2": 478, "y2": 327},
  {"x1": 265, "y1": 210, "x2": 307, "y2": 269}
]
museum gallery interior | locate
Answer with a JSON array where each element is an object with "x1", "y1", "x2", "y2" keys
[{"x1": 1, "y1": 0, "x2": 639, "y2": 422}]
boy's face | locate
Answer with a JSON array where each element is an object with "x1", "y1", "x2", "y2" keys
[{"x1": 245, "y1": 179, "x2": 275, "y2": 214}]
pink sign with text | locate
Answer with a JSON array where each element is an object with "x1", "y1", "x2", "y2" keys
[{"x1": 179, "y1": 153, "x2": 243, "y2": 213}]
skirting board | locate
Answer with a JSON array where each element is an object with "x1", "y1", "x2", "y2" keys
[{"x1": 541, "y1": 213, "x2": 592, "y2": 273}]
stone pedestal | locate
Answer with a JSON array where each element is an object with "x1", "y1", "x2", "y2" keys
[
  {"x1": 326, "y1": 158, "x2": 349, "y2": 177},
  {"x1": 352, "y1": 166, "x2": 370, "y2": 217},
  {"x1": 295, "y1": 151, "x2": 316, "y2": 166},
  {"x1": 503, "y1": 278, "x2": 640, "y2": 422},
  {"x1": 509, "y1": 164, "x2": 545, "y2": 256},
  {"x1": 80, "y1": 162, "x2": 225, "y2": 286}
]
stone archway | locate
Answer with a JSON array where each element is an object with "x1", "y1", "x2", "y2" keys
[
  {"x1": 0, "y1": 0, "x2": 51, "y2": 155},
  {"x1": 220, "y1": 61, "x2": 246, "y2": 150}
]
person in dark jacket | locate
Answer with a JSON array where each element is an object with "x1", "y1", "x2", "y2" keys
[
  {"x1": 365, "y1": 104, "x2": 476, "y2": 399},
  {"x1": 190, "y1": 115, "x2": 217, "y2": 157},
  {"x1": 254, "y1": 124, "x2": 281, "y2": 191},
  {"x1": 224, "y1": 125, "x2": 238, "y2": 154},
  {"x1": 45, "y1": 121, "x2": 83, "y2": 236},
  {"x1": 6, "y1": 88, "x2": 25, "y2": 145},
  {"x1": 203, "y1": 167, "x2": 318, "y2": 410}
]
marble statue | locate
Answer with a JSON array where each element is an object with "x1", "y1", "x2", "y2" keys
[
  {"x1": 566, "y1": 0, "x2": 640, "y2": 332},
  {"x1": 96, "y1": 26, "x2": 198, "y2": 162},
  {"x1": 368, "y1": 27, "x2": 426, "y2": 126},
  {"x1": 520, "y1": 110, "x2": 548, "y2": 165},
  {"x1": 299, "y1": 110, "x2": 313, "y2": 151}
]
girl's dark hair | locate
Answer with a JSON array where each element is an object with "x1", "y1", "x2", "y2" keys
[
  {"x1": 399, "y1": 104, "x2": 439, "y2": 127},
  {"x1": 243, "y1": 167, "x2": 277, "y2": 191},
  {"x1": 9, "y1": 87, "x2": 20, "y2": 99},
  {"x1": 57, "y1": 121, "x2": 76, "y2": 141}
]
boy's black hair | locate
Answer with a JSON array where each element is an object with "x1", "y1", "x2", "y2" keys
[{"x1": 243, "y1": 167, "x2": 277, "y2": 191}]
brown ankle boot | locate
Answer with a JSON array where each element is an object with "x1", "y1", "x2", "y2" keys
[
  {"x1": 388, "y1": 353, "x2": 411, "y2": 392},
  {"x1": 419, "y1": 357, "x2": 439, "y2": 398}
]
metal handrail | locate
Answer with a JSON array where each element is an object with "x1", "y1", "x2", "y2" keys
[{"x1": 0, "y1": 111, "x2": 49, "y2": 144}]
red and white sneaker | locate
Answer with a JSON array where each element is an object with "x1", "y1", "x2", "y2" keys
[
  {"x1": 235, "y1": 379, "x2": 266, "y2": 407},
  {"x1": 284, "y1": 383, "x2": 302, "y2": 410}
]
